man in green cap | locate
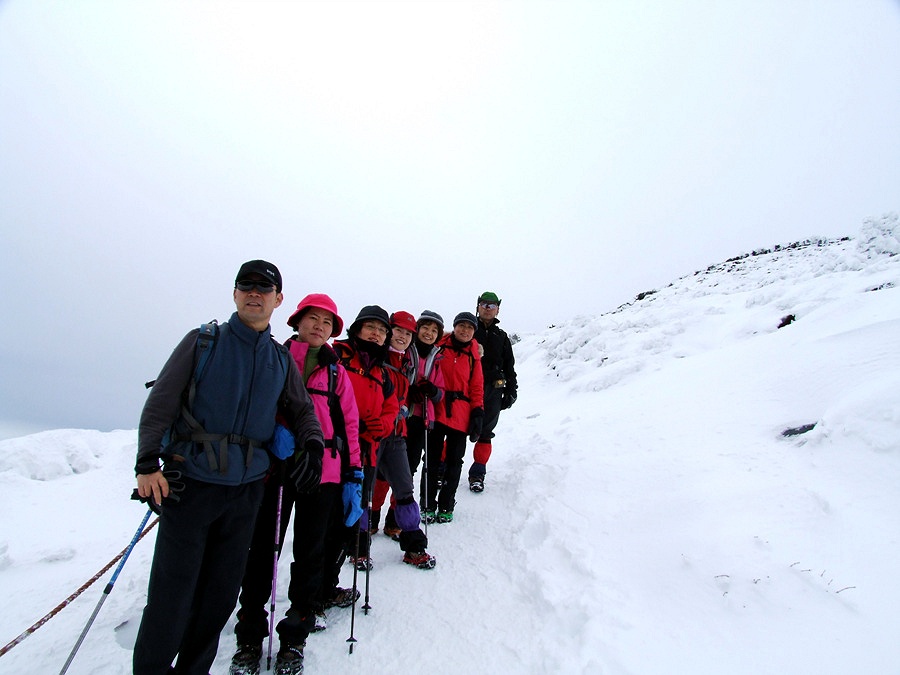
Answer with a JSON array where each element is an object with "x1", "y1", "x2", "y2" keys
[{"x1": 468, "y1": 291, "x2": 518, "y2": 492}]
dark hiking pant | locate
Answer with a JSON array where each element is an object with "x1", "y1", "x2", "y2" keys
[
  {"x1": 423, "y1": 423, "x2": 467, "y2": 513},
  {"x1": 133, "y1": 477, "x2": 264, "y2": 675},
  {"x1": 469, "y1": 384, "x2": 503, "y2": 479},
  {"x1": 235, "y1": 478, "x2": 342, "y2": 647}
]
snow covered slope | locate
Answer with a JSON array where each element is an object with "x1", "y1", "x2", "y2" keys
[{"x1": 1, "y1": 213, "x2": 898, "y2": 674}]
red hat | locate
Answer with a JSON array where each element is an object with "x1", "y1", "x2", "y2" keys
[
  {"x1": 287, "y1": 293, "x2": 344, "y2": 337},
  {"x1": 390, "y1": 310, "x2": 417, "y2": 334}
]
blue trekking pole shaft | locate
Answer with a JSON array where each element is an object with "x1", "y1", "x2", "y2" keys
[{"x1": 59, "y1": 509, "x2": 155, "y2": 675}]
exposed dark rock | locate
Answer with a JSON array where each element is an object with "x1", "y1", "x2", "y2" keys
[
  {"x1": 782, "y1": 423, "x2": 816, "y2": 437},
  {"x1": 777, "y1": 314, "x2": 796, "y2": 329}
]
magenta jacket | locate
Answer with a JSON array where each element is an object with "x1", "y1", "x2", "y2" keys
[
  {"x1": 409, "y1": 342, "x2": 446, "y2": 427},
  {"x1": 287, "y1": 338, "x2": 361, "y2": 483}
]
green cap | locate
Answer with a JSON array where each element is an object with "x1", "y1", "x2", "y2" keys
[{"x1": 478, "y1": 291, "x2": 501, "y2": 305}]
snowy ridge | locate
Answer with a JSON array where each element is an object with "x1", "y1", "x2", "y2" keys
[
  {"x1": 0, "y1": 214, "x2": 898, "y2": 674},
  {"x1": 532, "y1": 213, "x2": 899, "y2": 396}
]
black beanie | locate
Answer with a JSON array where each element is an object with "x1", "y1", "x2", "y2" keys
[{"x1": 453, "y1": 311, "x2": 477, "y2": 329}]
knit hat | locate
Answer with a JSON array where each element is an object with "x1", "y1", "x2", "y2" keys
[
  {"x1": 478, "y1": 291, "x2": 501, "y2": 305},
  {"x1": 287, "y1": 293, "x2": 343, "y2": 337},
  {"x1": 390, "y1": 310, "x2": 417, "y2": 334},
  {"x1": 453, "y1": 311, "x2": 478, "y2": 329},
  {"x1": 417, "y1": 309, "x2": 444, "y2": 330},
  {"x1": 236, "y1": 260, "x2": 282, "y2": 292},
  {"x1": 349, "y1": 304, "x2": 391, "y2": 337}
]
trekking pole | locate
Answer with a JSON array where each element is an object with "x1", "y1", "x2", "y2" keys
[
  {"x1": 346, "y1": 518, "x2": 362, "y2": 654},
  {"x1": 362, "y1": 449, "x2": 374, "y2": 615},
  {"x1": 1, "y1": 514, "x2": 159, "y2": 660},
  {"x1": 422, "y1": 410, "x2": 429, "y2": 538},
  {"x1": 266, "y1": 484, "x2": 285, "y2": 671},
  {"x1": 59, "y1": 509, "x2": 155, "y2": 675}
]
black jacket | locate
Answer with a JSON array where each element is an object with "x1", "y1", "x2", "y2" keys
[{"x1": 474, "y1": 318, "x2": 517, "y2": 393}]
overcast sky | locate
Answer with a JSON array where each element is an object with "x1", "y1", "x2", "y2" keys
[{"x1": 1, "y1": 1, "x2": 898, "y2": 438}]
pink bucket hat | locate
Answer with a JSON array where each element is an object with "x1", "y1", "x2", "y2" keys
[{"x1": 287, "y1": 293, "x2": 344, "y2": 337}]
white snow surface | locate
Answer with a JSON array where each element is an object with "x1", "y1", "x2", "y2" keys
[{"x1": 1, "y1": 213, "x2": 899, "y2": 674}]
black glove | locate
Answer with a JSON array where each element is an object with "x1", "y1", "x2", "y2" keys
[
  {"x1": 418, "y1": 379, "x2": 438, "y2": 400},
  {"x1": 130, "y1": 469, "x2": 184, "y2": 514},
  {"x1": 289, "y1": 439, "x2": 324, "y2": 494},
  {"x1": 407, "y1": 383, "x2": 425, "y2": 404},
  {"x1": 467, "y1": 408, "x2": 484, "y2": 442},
  {"x1": 361, "y1": 415, "x2": 385, "y2": 439},
  {"x1": 501, "y1": 390, "x2": 517, "y2": 410}
]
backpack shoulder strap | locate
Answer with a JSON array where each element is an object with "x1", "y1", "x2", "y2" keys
[
  {"x1": 193, "y1": 320, "x2": 219, "y2": 383},
  {"x1": 309, "y1": 362, "x2": 350, "y2": 471}
]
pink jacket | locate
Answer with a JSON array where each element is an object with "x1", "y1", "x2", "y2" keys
[
  {"x1": 287, "y1": 339, "x2": 361, "y2": 484},
  {"x1": 409, "y1": 343, "x2": 445, "y2": 427}
]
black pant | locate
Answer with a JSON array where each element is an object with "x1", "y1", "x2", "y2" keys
[
  {"x1": 422, "y1": 423, "x2": 467, "y2": 512},
  {"x1": 405, "y1": 415, "x2": 427, "y2": 475},
  {"x1": 235, "y1": 477, "x2": 343, "y2": 647},
  {"x1": 478, "y1": 384, "x2": 503, "y2": 442},
  {"x1": 133, "y1": 477, "x2": 264, "y2": 675}
]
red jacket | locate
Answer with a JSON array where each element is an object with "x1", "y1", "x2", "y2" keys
[
  {"x1": 434, "y1": 335, "x2": 484, "y2": 433},
  {"x1": 333, "y1": 339, "x2": 400, "y2": 465},
  {"x1": 385, "y1": 348, "x2": 413, "y2": 437}
]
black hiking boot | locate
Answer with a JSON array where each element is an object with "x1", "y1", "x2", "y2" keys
[
  {"x1": 273, "y1": 643, "x2": 305, "y2": 675},
  {"x1": 468, "y1": 475, "x2": 485, "y2": 493},
  {"x1": 229, "y1": 642, "x2": 262, "y2": 675}
]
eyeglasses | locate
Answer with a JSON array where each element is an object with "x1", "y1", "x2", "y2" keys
[
  {"x1": 236, "y1": 280, "x2": 276, "y2": 293},
  {"x1": 361, "y1": 321, "x2": 388, "y2": 335},
  {"x1": 479, "y1": 302, "x2": 499, "y2": 310}
]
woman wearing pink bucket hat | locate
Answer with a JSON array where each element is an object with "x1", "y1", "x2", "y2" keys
[{"x1": 232, "y1": 292, "x2": 362, "y2": 673}]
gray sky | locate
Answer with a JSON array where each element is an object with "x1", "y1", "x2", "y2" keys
[{"x1": 1, "y1": 1, "x2": 898, "y2": 438}]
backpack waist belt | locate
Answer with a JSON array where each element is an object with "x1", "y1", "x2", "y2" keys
[
  {"x1": 174, "y1": 430, "x2": 267, "y2": 475},
  {"x1": 444, "y1": 390, "x2": 470, "y2": 418}
]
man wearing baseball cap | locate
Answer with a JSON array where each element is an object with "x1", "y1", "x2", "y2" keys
[{"x1": 133, "y1": 260, "x2": 324, "y2": 675}]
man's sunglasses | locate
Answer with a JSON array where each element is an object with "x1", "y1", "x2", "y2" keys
[
  {"x1": 236, "y1": 280, "x2": 276, "y2": 293},
  {"x1": 479, "y1": 302, "x2": 499, "y2": 310}
]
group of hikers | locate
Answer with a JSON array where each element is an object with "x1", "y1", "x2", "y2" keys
[{"x1": 131, "y1": 260, "x2": 518, "y2": 675}]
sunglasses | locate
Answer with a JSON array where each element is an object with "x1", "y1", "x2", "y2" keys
[
  {"x1": 479, "y1": 302, "x2": 499, "y2": 310},
  {"x1": 236, "y1": 280, "x2": 276, "y2": 293}
]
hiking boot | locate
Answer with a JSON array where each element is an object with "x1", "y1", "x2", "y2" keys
[
  {"x1": 323, "y1": 586, "x2": 360, "y2": 609},
  {"x1": 383, "y1": 524, "x2": 402, "y2": 540},
  {"x1": 311, "y1": 609, "x2": 327, "y2": 633},
  {"x1": 468, "y1": 476, "x2": 485, "y2": 493},
  {"x1": 349, "y1": 556, "x2": 374, "y2": 572},
  {"x1": 229, "y1": 642, "x2": 262, "y2": 675},
  {"x1": 273, "y1": 643, "x2": 305, "y2": 675},
  {"x1": 421, "y1": 509, "x2": 436, "y2": 524},
  {"x1": 402, "y1": 550, "x2": 436, "y2": 570},
  {"x1": 436, "y1": 509, "x2": 453, "y2": 524}
]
